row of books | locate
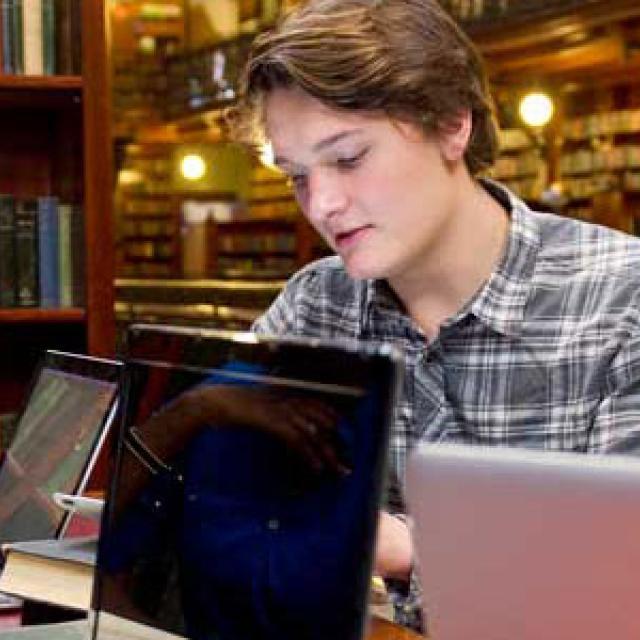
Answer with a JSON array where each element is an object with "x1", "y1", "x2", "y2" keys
[
  {"x1": 217, "y1": 232, "x2": 297, "y2": 254},
  {"x1": 0, "y1": 195, "x2": 84, "y2": 309},
  {"x1": 560, "y1": 145, "x2": 640, "y2": 175},
  {"x1": 563, "y1": 109, "x2": 640, "y2": 141},
  {"x1": 498, "y1": 128, "x2": 533, "y2": 152},
  {"x1": 489, "y1": 148, "x2": 543, "y2": 180},
  {"x1": 0, "y1": 0, "x2": 81, "y2": 76},
  {"x1": 562, "y1": 171, "x2": 640, "y2": 200}
]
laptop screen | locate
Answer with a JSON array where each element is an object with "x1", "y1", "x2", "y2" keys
[
  {"x1": 93, "y1": 324, "x2": 400, "y2": 640},
  {"x1": 0, "y1": 351, "x2": 121, "y2": 545}
]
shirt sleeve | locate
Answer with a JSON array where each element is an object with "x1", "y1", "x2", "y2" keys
[
  {"x1": 382, "y1": 513, "x2": 425, "y2": 634},
  {"x1": 588, "y1": 329, "x2": 640, "y2": 454}
]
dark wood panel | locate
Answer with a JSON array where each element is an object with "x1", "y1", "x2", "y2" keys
[
  {"x1": 0, "y1": 309, "x2": 85, "y2": 323},
  {"x1": 0, "y1": 324, "x2": 87, "y2": 414},
  {"x1": 82, "y1": 0, "x2": 116, "y2": 358}
]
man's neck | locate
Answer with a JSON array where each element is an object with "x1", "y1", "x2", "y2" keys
[{"x1": 390, "y1": 181, "x2": 510, "y2": 341}]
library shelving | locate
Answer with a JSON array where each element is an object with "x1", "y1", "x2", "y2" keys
[
  {"x1": 114, "y1": 276, "x2": 286, "y2": 335},
  {"x1": 559, "y1": 101, "x2": 640, "y2": 230},
  {"x1": 0, "y1": 0, "x2": 115, "y2": 417},
  {"x1": 488, "y1": 127, "x2": 548, "y2": 202},
  {"x1": 114, "y1": 130, "x2": 329, "y2": 280}
]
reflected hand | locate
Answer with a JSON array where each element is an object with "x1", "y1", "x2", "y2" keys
[{"x1": 191, "y1": 385, "x2": 348, "y2": 475}]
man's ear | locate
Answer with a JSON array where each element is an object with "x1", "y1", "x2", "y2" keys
[{"x1": 437, "y1": 110, "x2": 472, "y2": 164}]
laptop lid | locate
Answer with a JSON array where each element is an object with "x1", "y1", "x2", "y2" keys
[
  {"x1": 0, "y1": 350, "x2": 121, "y2": 546},
  {"x1": 406, "y1": 443, "x2": 640, "y2": 640},
  {"x1": 92, "y1": 323, "x2": 402, "y2": 640}
]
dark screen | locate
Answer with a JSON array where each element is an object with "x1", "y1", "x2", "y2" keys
[{"x1": 95, "y1": 328, "x2": 398, "y2": 640}]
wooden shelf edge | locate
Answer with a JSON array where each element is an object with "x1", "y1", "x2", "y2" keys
[
  {"x1": 0, "y1": 75, "x2": 83, "y2": 90},
  {"x1": 0, "y1": 308, "x2": 86, "y2": 323}
]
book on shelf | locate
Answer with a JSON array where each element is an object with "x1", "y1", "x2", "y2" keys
[
  {"x1": 1, "y1": 0, "x2": 24, "y2": 74},
  {"x1": 0, "y1": 536, "x2": 96, "y2": 611},
  {"x1": 37, "y1": 196, "x2": 59, "y2": 308},
  {"x1": 14, "y1": 198, "x2": 39, "y2": 308},
  {"x1": 0, "y1": 0, "x2": 79, "y2": 76},
  {"x1": 0, "y1": 194, "x2": 16, "y2": 307},
  {"x1": 22, "y1": 0, "x2": 43, "y2": 75},
  {"x1": 0, "y1": 194, "x2": 84, "y2": 309},
  {"x1": 72, "y1": 203, "x2": 85, "y2": 306},
  {"x1": 11, "y1": 0, "x2": 24, "y2": 75},
  {"x1": 41, "y1": 0, "x2": 54, "y2": 74},
  {"x1": 54, "y1": 0, "x2": 81, "y2": 75},
  {"x1": 0, "y1": 0, "x2": 4, "y2": 72}
]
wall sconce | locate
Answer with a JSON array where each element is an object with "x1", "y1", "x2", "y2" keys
[
  {"x1": 180, "y1": 153, "x2": 207, "y2": 181},
  {"x1": 519, "y1": 91, "x2": 554, "y2": 128}
]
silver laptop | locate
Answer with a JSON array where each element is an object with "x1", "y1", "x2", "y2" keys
[{"x1": 407, "y1": 443, "x2": 640, "y2": 640}]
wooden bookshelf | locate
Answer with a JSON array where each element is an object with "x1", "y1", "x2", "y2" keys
[
  {"x1": 0, "y1": 75, "x2": 82, "y2": 90},
  {"x1": 0, "y1": 0, "x2": 115, "y2": 417},
  {"x1": 557, "y1": 93, "x2": 640, "y2": 229},
  {"x1": 0, "y1": 309, "x2": 85, "y2": 323}
]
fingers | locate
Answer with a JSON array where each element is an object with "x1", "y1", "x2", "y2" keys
[
  {"x1": 286, "y1": 404, "x2": 350, "y2": 476},
  {"x1": 199, "y1": 385, "x2": 351, "y2": 476}
]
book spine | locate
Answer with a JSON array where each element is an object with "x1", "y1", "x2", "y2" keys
[
  {"x1": 70, "y1": 204, "x2": 84, "y2": 307},
  {"x1": 11, "y1": 0, "x2": 22, "y2": 74},
  {"x1": 14, "y1": 198, "x2": 39, "y2": 307},
  {"x1": 1, "y1": 0, "x2": 15, "y2": 74},
  {"x1": 57, "y1": 202, "x2": 72, "y2": 307},
  {"x1": 22, "y1": 0, "x2": 43, "y2": 75},
  {"x1": 41, "y1": 0, "x2": 54, "y2": 74},
  {"x1": 0, "y1": 0, "x2": 4, "y2": 72},
  {"x1": 53, "y1": 0, "x2": 71, "y2": 74},
  {"x1": 37, "y1": 196, "x2": 59, "y2": 307},
  {"x1": 0, "y1": 194, "x2": 17, "y2": 307}
]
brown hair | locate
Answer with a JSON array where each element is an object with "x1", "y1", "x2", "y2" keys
[{"x1": 233, "y1": 0, "x2": 499, "y2": 175}]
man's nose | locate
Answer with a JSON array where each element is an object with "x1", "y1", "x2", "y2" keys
[{"x1": 306, "y1": 170, "x2": 348, "y2": 225}]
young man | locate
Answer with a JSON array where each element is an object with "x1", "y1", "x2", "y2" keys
[{"x1": 234, "y1": 0, "x2": 640, "y2": 631}]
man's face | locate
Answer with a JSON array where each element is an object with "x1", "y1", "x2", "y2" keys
[{"x1": 264, "y1": 87, "x2": 464, "y2": 287}]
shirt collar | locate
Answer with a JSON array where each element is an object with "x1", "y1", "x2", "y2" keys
[
  {"x1": 463, "y1": 181, "x2": 541, "y2": 337},
  {"x1": 363, "y1": 181, "x2": 541, "y2": 339}
]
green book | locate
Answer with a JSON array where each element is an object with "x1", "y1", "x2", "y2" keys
[
  {"x1": 41, "y1": 0, "x2": 55, "y2": 74},
  {"x1": 11, "y1": 0, "x2": 22, "y2": 74},
  {"x1": 57, "y1": 202, "x2": 72, "y2": 307}
]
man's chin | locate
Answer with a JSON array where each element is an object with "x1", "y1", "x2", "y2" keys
[{"x1": 342, "y1": 257, "x2": 385, "y2": 281}]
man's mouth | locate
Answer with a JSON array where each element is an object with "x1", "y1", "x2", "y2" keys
[{"x1": 334, "y1": 225, "x2": 372, "y2": 249}]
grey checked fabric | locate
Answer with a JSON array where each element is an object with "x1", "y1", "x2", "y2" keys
[{"x1": 251, "y1": 181, "x2": 640, "y2": 631}]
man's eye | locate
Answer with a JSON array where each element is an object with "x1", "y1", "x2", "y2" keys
[{"x1": 336, "y1": 148, "x2": 368, "y2": 169}]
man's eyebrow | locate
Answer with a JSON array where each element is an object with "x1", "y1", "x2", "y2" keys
[
  {"x1": 273, "y1": 129, "x2": 364, "y2": 169},
  {"x1": 312, "y1": 129, "x2": 363, "y2": 153}
]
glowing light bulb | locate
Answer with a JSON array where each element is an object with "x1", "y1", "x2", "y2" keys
[
  {"x1": 181, "y1": 154, "x2": 206, "y2": 181},
  {"x1": 519, "y1": 92, "x2": 554, "y2": 128},
  {"x1": 260, "y1": 142, "x2": 276, "y2": 168}
]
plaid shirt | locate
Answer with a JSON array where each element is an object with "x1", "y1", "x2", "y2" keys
[{"x1": 252, "y1": 182, "x2": 640, "y2": 631}]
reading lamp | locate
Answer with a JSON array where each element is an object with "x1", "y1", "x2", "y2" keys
[
  {"x1": 519, "y1": 91, "x2": 554, "y2": 128},
  {"x1": 181, "y1": 153, "x2": 207, "y2": 181}
]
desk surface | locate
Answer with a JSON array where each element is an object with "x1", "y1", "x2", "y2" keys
[
  {"x1": 368, "y1": 616, "x2": 423, "y2": 639},
  {"x1": 0, "y1": 616, "x2": 422, "y2": 640}
]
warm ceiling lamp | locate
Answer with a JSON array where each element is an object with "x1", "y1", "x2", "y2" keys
[
  {"x1": 181, "y1": 154, "x2": 207, "y2": 181},
  {"x1": 519, "y1": 91, "x2": 554, "y2": 128}
]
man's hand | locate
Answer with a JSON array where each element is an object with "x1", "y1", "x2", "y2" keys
[{"x1": 374, "y1": 511, "x2": 413, "y2": 581}]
